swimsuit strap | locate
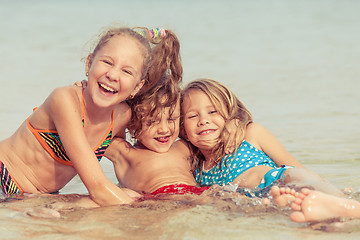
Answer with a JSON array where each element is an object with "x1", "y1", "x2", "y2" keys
[
  {"x1": 27, "y1": 88, "x2": 114, "y2": 166},
  {"x1": 80, "y1": 89, "x2": 114, "y2": 161}
]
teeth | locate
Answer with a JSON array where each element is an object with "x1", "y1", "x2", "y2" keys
[
  {"x1": 156, "y1": 136, "x2": 169, "y2": 142},
  {"x1": 100, "y1": 83, "x2": 116, "y2": 93},
  {"x1": 200, "y1": 130, "x2": 212, "y2": 135}
]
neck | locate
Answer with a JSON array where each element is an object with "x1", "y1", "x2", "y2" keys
[{"x1": 83, "y1": 88, "x2": 114, "y2": 123}]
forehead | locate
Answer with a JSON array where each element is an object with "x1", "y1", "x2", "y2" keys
[
  {"x1": 183, "y1": 89, "x2": 213, "y2": 106},
  {"x1": 160, "y1": 101, "x2": 180, "y2": 116},
  {"x1": 145, "y1": 100, "x2": 180, "y2": 121},
  {"x1": 96, "y1": 35, "x2": 145, "y2": 61}
]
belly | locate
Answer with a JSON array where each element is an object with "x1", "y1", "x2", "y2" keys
[
  {"x1": 122, "y1": 169, "x2": 197, "y2": 194},
  {"x1": 0, "y1": 123, "x2": 77, "y2": 193}
]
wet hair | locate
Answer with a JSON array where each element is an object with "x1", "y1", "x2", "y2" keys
[
  {"x1": 127, "y1": 74, "x2": 181, "y2": 140},
  {"x1": 179, "y1": 78, "x2": 253, "y2": 177}
]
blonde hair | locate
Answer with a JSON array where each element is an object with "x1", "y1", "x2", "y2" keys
[{"x1": 180, "y1": 79, "x2": 253, "y2": 176}]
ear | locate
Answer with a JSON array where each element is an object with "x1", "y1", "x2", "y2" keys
[
  {"x1": 130, "y1": 79, "x2": 145, "y2": 97},
  {"x1": 85, "y1": 54, "x2": 92, "y2": 75}
]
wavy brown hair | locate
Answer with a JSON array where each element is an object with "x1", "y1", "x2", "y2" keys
[
  {"x1": 127, "y1": 74, "x2": 181, "y2": 140},
  {"x1": 135, "y1": 29, "x2": 182, "y2": 97},
  {"x1": 124, "y1": 27, "x2": 182, "y2": 140}
]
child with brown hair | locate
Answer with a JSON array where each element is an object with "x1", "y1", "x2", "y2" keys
[{"x1": 105, "y1": 73, "x2": 210, "y2": 196}]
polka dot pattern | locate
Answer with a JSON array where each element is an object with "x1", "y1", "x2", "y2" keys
[{"x1": 195, "y1": 140, "x2": 277, "y2": 186}]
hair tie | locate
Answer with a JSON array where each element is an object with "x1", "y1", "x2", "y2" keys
[
  {"x1": 134, "y1": 28, "x2": 148, "y2": 38},
  {"x1": 134, "y1": 27, "x2": 166, "y2": 42},
  {"x1": 149, "y1": 28, "x2": 166, "y2": 41}
]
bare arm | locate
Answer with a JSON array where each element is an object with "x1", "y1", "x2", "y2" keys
[
  {"x1": 46, "y1": 87, "x2": 133, "y2": 206},
  {"x1": 245, "y1": 123, "x2": 305, "y2": 168},
  {"x1": 104, "y1": 137, "x2": 132, "y2": 185}
]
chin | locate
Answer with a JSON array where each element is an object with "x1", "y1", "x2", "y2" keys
[{"x1": 156, "y1": 146, "x2": 172, "y2": 153}]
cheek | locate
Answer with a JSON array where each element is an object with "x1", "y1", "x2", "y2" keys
[
  {"x1": 172, "y1": 123, "x2": 180, "y2": 135},
  {"x1": 183, "y1": 121, "x2": 194, "y2": 138},
  {"x1": 184, "y1": 118, "x2": 196, "y2": 129}
]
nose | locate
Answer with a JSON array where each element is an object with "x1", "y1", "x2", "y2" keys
[
  {"x1": 198, "y1": 115, "x2": 209, "y2": 126},
  {"x1": 106, "y1": 68, "x2": 120, "y2": 81},
  {"x1": 157, "y1": 119, "x2": 170, "y2": 134}
]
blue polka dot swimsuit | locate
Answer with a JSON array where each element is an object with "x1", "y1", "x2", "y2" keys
[{"x1": 195, "y1": 140, "x2": 278, "y2": 186}]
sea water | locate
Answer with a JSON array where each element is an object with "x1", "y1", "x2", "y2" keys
[{"x1": 0, "y1": 0, "x2": 359, "y2": 239}]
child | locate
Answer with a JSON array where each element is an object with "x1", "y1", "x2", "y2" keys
[
  {"x1": 0, "y1": 26, "x2": 181, "y2": 206},
  {"x1": 105, "y1": 75, "x2": 209, "y2": 196},
  {"x1": 180, "y1": 78, "x2": 345, "y2": 199}
]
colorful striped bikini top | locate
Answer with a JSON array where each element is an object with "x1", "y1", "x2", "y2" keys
[{"x1": 27, "y1": 91, "x2": 114, "y2": 167}]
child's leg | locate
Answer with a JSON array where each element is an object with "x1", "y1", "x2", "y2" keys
[
  {"x1": 284, "y1": 168, "x2": 344, "y2": 197},
  {"x1": 290, "y1": 188, "x2": 360, "y2": 223}
]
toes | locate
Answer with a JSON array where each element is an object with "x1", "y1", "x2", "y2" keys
[
  {"x1": 290, "y1": 202, "x2": 302, "y2": 211},
  {"x1": 284, "y1": 188, "x2": 292, "y2": 194},
  {"x1": 290, "y1": 212, "x2": 306, "y2": 223},
  {"x1": 301, "y1": 188, "x2": 311, "y2": 196},
  {"x1": 270, "y1": 186, "x2": 281, "y2": 197}
]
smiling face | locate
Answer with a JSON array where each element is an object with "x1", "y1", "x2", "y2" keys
[
  {"x1": 182, "y1": 89, "x2": 226, "y2": 154},
  {"x1": 85, "y1": 35, "x2": 145, "y2": 108},
  {"x1": 137, "y1": 100, "x2": 180, "y2": 153}
]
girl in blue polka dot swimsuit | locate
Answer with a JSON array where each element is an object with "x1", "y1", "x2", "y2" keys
[{"x1": 180, "y1": 79, "x2": 344, "y2": 198}]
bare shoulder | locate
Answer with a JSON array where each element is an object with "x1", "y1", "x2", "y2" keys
[
  {"x1": 46, "y1": 85, "x2": 80, "y2": 110},
  {"x1": 245, "y1": 122, "x2": 268, "y2": 137},
  {"x1": 105, "y1": 137, "x2": 133, "y2": 163},
  {"x1": 172, "y1": 139, "x2": 191, "y2": 155},
  {"x1": 173, "y1": 139, "x2": 189, "y2": 149},
  {"x1": 244, "y1": 122, "x2": 272, "y2": 149},
  {"x1": 32, "y1": 86, "x2": 80, "y2": 127}
]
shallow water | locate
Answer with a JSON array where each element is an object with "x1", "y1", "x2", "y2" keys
[{"x1": 0, "y1": 0, "x2": 360, "y2": 239}]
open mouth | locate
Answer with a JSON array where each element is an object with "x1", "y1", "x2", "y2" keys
[
  {"x1": 99, "y1": 83, "x2": 118, "y2": 94},
  {"x1": 155, "y1": 136, "x2": 170, "y2": 143},
  {"x1": 198, "y1": 129, "x2": 215, "y2": 135}
]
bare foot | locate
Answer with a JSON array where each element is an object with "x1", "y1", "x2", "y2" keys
[
  {"x1": 270, "y1": 186, "x2": 298, "y2": 207},
  {"x1": 290, "y1": 188, "x2": 360, "y2": 223}
]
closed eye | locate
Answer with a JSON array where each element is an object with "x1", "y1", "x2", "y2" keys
[
  {"x1": 209, "y1": 110, "x2": 217, "y2": 114},
  {"x1": 102, "y1": 59, "x2": 113, "y2": 65},
  {"x1": 187, "y1": 114, "x2": 197, "y2": 119},
  {"x1": 123, "y1": 69, "x2": 133, "y2": 75}
]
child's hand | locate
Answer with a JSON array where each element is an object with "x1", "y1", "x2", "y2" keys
[
  {"x1": 224, "y1": 119, "x2": 240, "y2": 154},
  {"x1": 122, "y1": 188, "x2": 142, "y2": 200}
]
